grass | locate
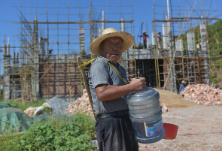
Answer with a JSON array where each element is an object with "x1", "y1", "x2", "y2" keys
[
  {"x1": 0, "y1": 134, "x2": 21, "y2": 151},
  {"x1": 0, "y1": 99, "x2": 47, "y2": 111}
]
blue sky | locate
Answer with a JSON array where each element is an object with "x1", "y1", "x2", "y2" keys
[{"x1": 0, "y1": 0, "x2": 221, "y2": 55}]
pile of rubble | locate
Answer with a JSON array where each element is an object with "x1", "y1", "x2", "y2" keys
[
  {"x1": 160, "y1": 103, "x2": 168, "y2": 113},
  {"x1": 24, "y1": 103, "x2": 51, "y2": 117},
  {"x1": 66, "y1": 89, "x2": 94, "y2": 116},
  {"x1": 180, "y1": 84, "x2": 222, "y2": 105},
  {"x1": 66, "y1": 89, "x2": 169, "y2": 116},
  {"x1": 24, "y1": 97, "x2": 72, "y2": 117}
]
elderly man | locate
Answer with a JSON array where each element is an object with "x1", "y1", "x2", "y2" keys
[{"x1": 88, "y1": 28, "x2": 147, "y2": 151}]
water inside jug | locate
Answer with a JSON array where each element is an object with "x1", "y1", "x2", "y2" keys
[{"x1": 126, "y1": 88, "x2": 165, "y2": 144}]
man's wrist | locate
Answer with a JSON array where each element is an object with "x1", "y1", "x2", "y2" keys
[{"x1": 125, "y1": 83, "x2": 133, "y2": 93}]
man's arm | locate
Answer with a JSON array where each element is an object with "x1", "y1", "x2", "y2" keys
[{"x1": 95, "y1": 78, "x2": 147, "y2": 101}]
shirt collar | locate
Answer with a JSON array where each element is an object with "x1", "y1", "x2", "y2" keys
[{"x1": 98, "y1": 55, "x2": 120, "y2": 67}]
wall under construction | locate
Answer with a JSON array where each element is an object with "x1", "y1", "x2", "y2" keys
[
  {"x1": 1, "y1": 0, "x2": 222, "y2": 102},
  {"x1": 0, "y1": 0, "x2": 136, "y2": 102},
  {"x1": 150, "y1": 0, "x2": 222, "y2": 92}
]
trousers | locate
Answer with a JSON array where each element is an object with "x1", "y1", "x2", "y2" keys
[
  {"x1": 95, "y1": 114, "x2": 139, "y2": 151},
  {"x1": 143, "y1": 41, "x2": 147, "y2": 49}
]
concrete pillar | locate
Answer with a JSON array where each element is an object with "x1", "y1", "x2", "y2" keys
[
  {"x1": 146, "y1": 37, "x2": 150, "y2": 47},
  {"x1": 175, "y1": 39, "x2": 183, "y2": 51},
  {"x1": 12, "y1": 50, "x2": 20, "y2": 99},
  {"x1": 39, "y1": 37, "x2": 46, "y2": 62},
  {"x1": 7, "y1": 39, "x2": 10, "y2": 55},
  {"x1": 13, "y1": 51, "x2": 15, "y2": 65},
  {"x1": 121, "y1": 18, "x2": 125, "y2": 32},
  {"x1": 200, "y1": 23, "x2": 209, "y2": 85},
  {"x1": 32, "y1": 18, "x2": 40, "y2": 100},
  {"x1": 162, "y1": 23, "x2": 169, "y2": 49},
  {"x1": 152, "y1": 32, "x2": 156, "y2": 45},
  {"x1": 121, "y1": 51, "x2": 129, "y2": 77},
  {"x1": 39, "y1": 37, "x2": 46, "y2": 56},
  {"x1": 98, "y1": 27, "x2": 102, "y2": 36},
  {"x1": 79, "y1": 26, "x2": 85, "y2": 56},
  {"x1": 101, "y1": 11, "x2": 105, "y2": 32},
  {"x1": 200, "y1": 24, "x2": 208, "y2": 50},
  {"x1": 31, "y1": 24, "x2": 35, "y2": 101},
  {"x1": 187, "y1": 32, "x2": 196, "y2": 55},
  {"x1": 16, "y1": 51, "x2": 19, "y2": 63},
  {"x1": 3, "y1": 42, "x2": 11, "y2": 100},
  {"x1": 168, "y1": 24, "x2": 177, "y2": 93}
]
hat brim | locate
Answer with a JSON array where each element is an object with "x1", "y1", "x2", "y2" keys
[{"x1": 90, "y1": 32, "x2": 134, "y2": 56}]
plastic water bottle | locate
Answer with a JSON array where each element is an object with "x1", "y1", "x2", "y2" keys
[{"x1": 126, "y1": 88, "x2": 165, "y2": 144}]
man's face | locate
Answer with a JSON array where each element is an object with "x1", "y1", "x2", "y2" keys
[{"x1": 100, "y1": 37, "x2": 123, "y2": 65}]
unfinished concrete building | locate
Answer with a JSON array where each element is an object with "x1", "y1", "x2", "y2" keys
[{"x1": 1, "y1": 0, "x2": 221, "y2": 102}]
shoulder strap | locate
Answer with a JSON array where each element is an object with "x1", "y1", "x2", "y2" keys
[
  {"x1": 78, "y1": 57, "x2": 126, "y2": 85},
  {"x1": 101, "y1": 58, "x2": 126, "y2": 85}
]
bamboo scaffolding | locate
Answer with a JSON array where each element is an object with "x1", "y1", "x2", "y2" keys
[
  {"x1": 2, "y1": 0, "x2": 222, "y2": 103},
  {"x1": 0, "y1": 0, "x2": 135, "y2": 102}
]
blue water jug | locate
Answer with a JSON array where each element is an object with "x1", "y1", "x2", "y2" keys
[{"x1": 126, "y1": 88, "x2": 165, "y2": 144}]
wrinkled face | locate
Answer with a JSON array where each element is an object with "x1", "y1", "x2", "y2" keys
[{"x1": 100, "y1": 37, "x2": 123, "y2": 65}]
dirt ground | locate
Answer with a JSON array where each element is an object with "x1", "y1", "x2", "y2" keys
[
  {"x1": 155, "y1": 88, "x2": 200, "y2": 108},
  {"x1": 139, "y1": 89, "x2": 222, "y2": 151}
]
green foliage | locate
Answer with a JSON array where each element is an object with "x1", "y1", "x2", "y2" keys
[
  {"x1": 0, "y1": 135, "x2": 21, "y2": 151},
  {"x1": 0, "y1": 99, "x2": 47, "y2": 111},
  {"x1": 18, "y1": 113, "x2": 96, "y2": 151},
  {"x1": 180, "y1": 20, "x2": 222, "y2": 56},
  {"x1": 180, "y1": 21, "x2": 222, "y2": 85},
  {"x1": 210, "y1": 73, "x2": 217, "y2": 79},
  {"x1": 212, "y1": 77, "x2": 222, "y2": 84},
  {"x1": 210, "y1": 73, "x2": 222, "y2": 84},
  {"x1": 215, "y1": 59, "x2": 222, "y2": 71}
]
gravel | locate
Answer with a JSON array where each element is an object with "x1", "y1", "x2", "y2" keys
[{"x1": 139, "y1": 106, "x2": 222, "y2": 151}]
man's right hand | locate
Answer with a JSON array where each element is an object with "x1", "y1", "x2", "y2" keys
[
  {"x1": 95, "y1": 77, "x2": 148, "y2": 102},
  {"x1": 130, "y1": 77, "x2": 148, "y2": 92}
]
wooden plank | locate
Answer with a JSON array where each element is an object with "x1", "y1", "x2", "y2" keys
[{"x1": 77, "y1": 56, "x2": 96, "y2": 120}]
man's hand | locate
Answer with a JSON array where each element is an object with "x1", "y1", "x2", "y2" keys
[{"x1": 129, "y1": 78, "x2": 148, "y2": 91}]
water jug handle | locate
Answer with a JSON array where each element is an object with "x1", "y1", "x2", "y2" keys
[
  {"x1": 136, "y1": 77, "x2": 143, "y2": 79},
  {"x1": 126, "y1": 91, "x2": 137, "y2": 99}
]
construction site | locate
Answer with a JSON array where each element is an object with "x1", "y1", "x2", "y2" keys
[
  {"x1": 0, "y1": 0, "x2": 222, "y2": 103},
  {"x1": 1, "y1": 1, "x2": 222, "y2": 150}
]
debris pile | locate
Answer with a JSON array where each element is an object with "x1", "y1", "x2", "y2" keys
[
  {"x1": 66, "y1": 89, "x2": 93, "y2": 116},
  {"x1": 160, "y1": 103, "x2": 168, "y2": 113},
  {"x1": 46, "y1": 97, "x2": 71, "y2": 115},
  {"x1": 24, "y1": 103, "x2": 52, "y2": 117},
  {"x1": 180, "y1": 84, "x2": 222, "y2": 105},
  {"x1": 24, "y1": 107, "x2": 36, "y2": 117},
  {"x1": 66, "y1": 89, "x2": 169, "y2": 116}
]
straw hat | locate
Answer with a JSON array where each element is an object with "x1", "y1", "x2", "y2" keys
[
  {"x1": 90, "y1": 28, "x2": 134, "y2": 55},
  {"x1": 143, "y1": 31, "x2": 146, "y2": 33},
  {"x1": 182, "y1": 80, "x2": 186, "y2": 84}
]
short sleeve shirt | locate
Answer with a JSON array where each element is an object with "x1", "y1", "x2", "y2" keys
[{"x1": 88, "y1": 56, "x2": 129, "y2": 117}]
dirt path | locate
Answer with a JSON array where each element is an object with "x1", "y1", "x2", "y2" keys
[{"x1": 139, "y1": 106, "x2": 222, "y2": 151}]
